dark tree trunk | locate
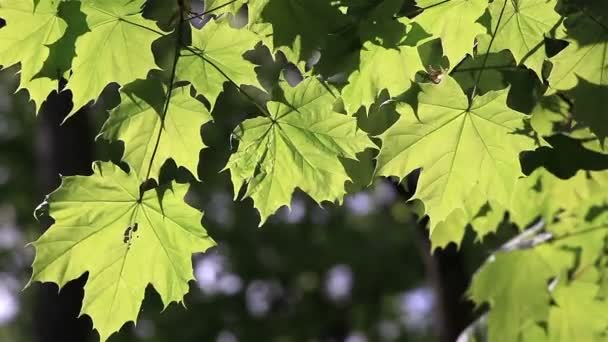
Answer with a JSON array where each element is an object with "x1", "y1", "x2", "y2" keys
[
  {"x1": 429, "y1": 237, "x2": 476, "y2": 342},
  {"x1": 33, "y1": 90, "x2": 95, "y2": 342},
  {"x1": 394, "y1": 173, "x2": 475, "y2": 342}
]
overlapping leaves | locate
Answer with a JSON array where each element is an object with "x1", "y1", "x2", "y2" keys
[
  {"x1": 176, "y1": 18, "x2": 261, "y2": 109},
  {"x1": 414, "y1": 0, "x2": 487, "y2": 65},
  {"x1": 376, "y1": 76, "x2": 533, "y2": 229},
  {"x1": 549, "y1": 1, "x2": 608, "y2": 140},
  {"x1": 0, "y1": 0, "x2": 66, "y2": 110},
  {"x1": 226, "y1": 77, "x2": 374, "y2": 222},
  {"x1": 488, "y1": 0, "x2": 560, "y2": 78},
  {"x1": 341, "y1": 20, "x2": 426, "y2": 114},
  {"x1": 66, "y1": 0, "x2": 166, "y2": 115},
  {"x1": 1, "y1": 0, "x2": 606, "y2": 341},
  {"x1": 100, "y1": 80, "x2": 211, "y2": 180},
  {"x1": 468, "y1": 169, "x2": 608, "y2": 342}
]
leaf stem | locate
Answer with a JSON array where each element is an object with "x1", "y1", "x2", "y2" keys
[
  {"x1": 499, "y1": 219, "x2": 547, "y2": 252},
  {"x1": 468, "y1": 0, "x2": 508, "y2": 108},
  {"x1": 141, "y1": 4, "x2": 185, "y2": 189},
  {"x1": 452, "y1": 64, "x2": 519, "y2": 73},
  {"x1": 397, "y1": 0, "x2": 452, "y2": 18}
]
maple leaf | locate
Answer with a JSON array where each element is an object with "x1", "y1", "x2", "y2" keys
[
  {"x1": 548, "y1": 281, "x2": 608, "y2": 342},
  {"x1": 0, "y1": 0, "x2": 66, "y2": 111},
  {"x1": 430, "y1": 185, "x2": 505, "y2": 250},
  {"x1": 100, "y1": 80, "x2": 211, "y2": 181},
  {"x1": 376, "y1": 76, "x2": 534, "y2": 229},
  {"x1": 29, "y1": 162, "x2": 215, "y2": 341},
  {"x1": 548, "y1": 2, "x2": 608, "y2": 139},
  {"x1": 176, "y1": 18, "x2": 261, "y2": 110},
  {"x1": 225, "y1": 77, "x2": 375, "y2": 222},
  {"x1": 430, "y1": 166, "x2": 604, "y2": 250},
  {"x1": 341, "y1": 21, "x2": 426, "y2": 114},
  {"x1": 470, "y1": 247, "x2": 570, "y2": 342},
  {"x1": 544, "y1": 175, "x2": 608, "y2": 275},
  {"x1": 65, "y1": 0, "x2": 165, "y2": 116},
  {"x1": 257, "y1": 0, "x2": 347, "y2": 63},
  {"x1": 489, "y1": 0, "x2": 560, "y2": 78},
  {"x1": 414, "y1": 0, "x2": 487, "y2": 66}
]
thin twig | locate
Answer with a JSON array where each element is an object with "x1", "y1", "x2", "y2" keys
[
  {"x1": 469, "y1": 0, "x2": 508, "y2": 107},
  {"x1": 499, "y1": 219, "x2": 547, "y2": 252},
  {"x1": 458, "y1": 217, "x2": 608, "y2": 340},
  {"x1": 184, "y1": 0, "x2": 240, "y2": 22},
  {"x1": 398, "y1": 0, "x2": 452, "y2": 18},
  {"x1": 451, "y1": 64, "x2": 519, "y2": 73},
  {"x1": 141, "y1": 5, "x2": 185, "y2": 188},
  {"x1": 182, "y1": 46, "x2": 272, "y2": 119}
]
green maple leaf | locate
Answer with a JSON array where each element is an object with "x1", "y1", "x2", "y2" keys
[
  {"x1": 431, "y1": 167, "x2": 603, "y2": 249},
  {"x1": 549, "y1": 3, "x2": 608, "y2": 90},
  {"x1": 545, "y1": 177, "x2": 608, "y2": 276},
  {"x1": 507, "y1": 169, "x2": 593, "y2": 228},
  {"x1": 246, "y1": 0, "x2": 266, "y2": 23},
  {"x1": 65, "y1": 0, "x2": 165, "y2": 116},
  {"x1": 430, "y1": 185, "x2": 505, "y2": 250},
  {"x1": 451, "y1": 44, "x2": 515, "y2": 95},
  {"x1": 529, "y1": 95, "x2": 571, "y2": 138},
  {"x1": 489, "y1": 0, "x2": 560, "y2": 78},
  {"x1": 29, "y1": 162, "x2": 215, "y2": 341},
  {"x1": 176, "y1": 18, "x2": 261, "y2": 110},
  {"x1": 548, "y1": 3, "x2": 608, "y2": 139},
  {"x1": 522, "y1": 325, "x2": 549, "y2": 342},
  {"x1": 341, "y1": 21, "x2": 425, "y2": 114},
  {"x1": 0, "y1": 0, "x2": 66, "y2": 111},
  {"x1": 470, "y1": 247, "x2": 570, "y2": 342},
  {"x1": 100, "y1": 80, "x2": 211, "y2": 181},
  {"x1": 244, "y1": 1, "x2": 310, "y2": 71},
  {"x1": 225, "y1": 77, "x2": 375, "y2": 222},
  {"x1": 530, "y1": 94, "x2": 608, "y2": 152},
  {"x1": 414, "y1": 0, "x2": 487, "y2": 66},
  {"x1": 258, "y1": 0, "x2": 347, "y2": 63},
  {"x1": 548, "y1": 281, "x2": 608, "y2": 342},
  {"x1": 376, "y1": 76, "x2": 533, "y2": 229},
  {"x1": 356, "y1": 0, "x2": 408, "y2": 43}
]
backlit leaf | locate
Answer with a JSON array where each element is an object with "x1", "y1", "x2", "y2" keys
[
  {"x1": 489, "y1": 0, "x2": 560, "y2": 78},
  {"x1": 376, "y1": 76, "x2": 533, "y2": 229},
  {"x1": 0, "y1": 0, "x2": 65, "y2": 110},
  {"x1": 29, "y1": 162, "x2": 215, "y2": 341},
  {"x1": 100, "y1": 80, "x2": 211, "y2": 180},
  {"x1": 176, "y1": 18, "x2": 261, "y2": 110},
  {"x1": 226, "y1": 77, "x2": 375, "y2": 222},
  {"x1": 66, "y1": 0, "x2": 165, "y2": 116},
  {"x1": 414, "y1": 0, "x2": 487, "y2": 66}
]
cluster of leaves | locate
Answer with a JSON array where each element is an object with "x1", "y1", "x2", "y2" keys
[{"x1": 0, "y1": 0, "x2": 607, "y2": 340}]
